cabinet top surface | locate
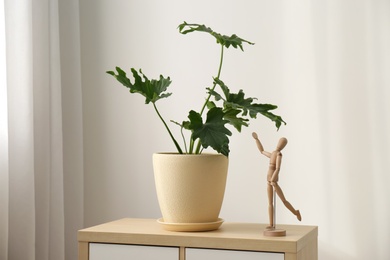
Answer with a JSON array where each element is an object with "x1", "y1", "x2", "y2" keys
[{"x1": 78, "y1": 218, "x2": 317, "y2": 253}]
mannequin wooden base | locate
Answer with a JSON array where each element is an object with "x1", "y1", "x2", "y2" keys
[{"x1": 263, "y1": 228, "x2": 286, "y2": 237}]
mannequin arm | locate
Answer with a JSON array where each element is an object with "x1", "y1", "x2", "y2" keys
[{"x1": 252, "y1": 132, "x2": 271, "y2": 157}]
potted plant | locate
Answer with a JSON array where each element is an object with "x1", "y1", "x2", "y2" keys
[{"x1": 107, "y1": 22, "x2": 285, "y2": 231}]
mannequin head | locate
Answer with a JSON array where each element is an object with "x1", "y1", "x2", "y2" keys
[{"x1": 276, "y1": 137, "x2": 288, "y2": 151}]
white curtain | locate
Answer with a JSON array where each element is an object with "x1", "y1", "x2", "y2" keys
[{"x1": 1, "y1": 0, "x2": 83, "y2": 260}]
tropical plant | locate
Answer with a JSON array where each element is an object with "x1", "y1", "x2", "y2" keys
[{"x1": 107, "y1": 22, "x2": 285, "y2": 156}]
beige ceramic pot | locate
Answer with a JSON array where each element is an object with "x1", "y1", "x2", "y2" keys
[{"x1": 153, "y1": 153, "x2": 228, "y2": 227}]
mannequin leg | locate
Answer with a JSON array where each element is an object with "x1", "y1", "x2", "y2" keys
[{"x1": 273, "y1": 183, "x2": 301, "y2": 221}]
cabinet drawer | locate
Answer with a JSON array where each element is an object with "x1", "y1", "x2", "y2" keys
[
  {"x1": 186, "y1": 248, "x2": 284, "y2": 260},
  {"x1": 89, "y1": 243, "x2": 178, "y2": 260}
]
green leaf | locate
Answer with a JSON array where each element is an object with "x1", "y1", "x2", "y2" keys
[
  {"x1": 107, "y1": 67, "x2": 131, "y2": 87},
  {"x1": 206, "y1": 88, "x2": 223, "y2": 101},
  {"x1": 212, "y1": 78, "x2": 286, "y2": 130},
  {"x1": 187, "y1": 108, "x2": 232, "y2": 156},
  {"x1": 178, "y1": 22, "x2": 254, "y2": 51},
  {"x1": 206, "y1": 101, "x2": 217, "y2": 109},
  {"x1": 106, "y1": 67, "x2": 172, "y2": 104},
  {"x1": 223, "y1": 108, "x2": 249, "y2": 132}
]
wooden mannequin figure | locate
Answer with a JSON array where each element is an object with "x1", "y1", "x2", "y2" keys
[{"x1": 252, "y1": 132, "x2": 301, "y2": 237}]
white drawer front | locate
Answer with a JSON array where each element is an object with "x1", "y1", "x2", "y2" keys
[
  {"x1": 89, "y1": 243, "x2": 178, "y2": 260},
  {"x1": 186, "y1": 248, "x2": 284, "y2": 260}
]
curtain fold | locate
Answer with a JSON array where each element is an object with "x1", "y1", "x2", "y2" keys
[
  {"x1": 32, "y1": 0, "x2": 65, "y2": 259},
  {"x1": 0, "y1": 1, "x2": 9, "y2": 259},
  {"x1": 6, "y1": 1, "x2": 36, "y2": 259},
  {"x1": 2, "y1": 0, "x2": 83, "y2": 259}
]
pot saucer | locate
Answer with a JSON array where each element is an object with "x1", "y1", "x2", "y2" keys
[{"x1": 157, "y1": 218, "x2": 224, "y2": 232}]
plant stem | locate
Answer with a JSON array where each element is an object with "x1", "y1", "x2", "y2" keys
[
  {"x1": 200, "y1": 45, "x2": 224, "y2": 115},
  {"x1": 191, "y1": 45, "x2": 225, "y2": 154},
  {"x1": 189, "y1": 138, "x2": 194, "y2": 154},
  {"x1": 180, "y1": 125, "x2": 188, "y2": 153},
  {"x1": 153, "y1": 103, "x2": 183, "y2": 154}
]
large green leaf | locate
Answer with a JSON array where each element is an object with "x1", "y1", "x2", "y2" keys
[
  {"x1": 212, "y1": 78, "x2": 286, "y2": 130},
  {"x1": 178, "y1": 22, "x2": 254, "y2": 51},
  {"x1": 223, "y1": 108, "x2": 249, "y2": 132},
  {"x1": 107, "y1": 67, "x2": 172, "y2": 104},
  {"x1": 187, "y1": 108, "x2": 232, "y2": 156}
]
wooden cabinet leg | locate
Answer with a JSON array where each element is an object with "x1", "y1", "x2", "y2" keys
[
  {"x1": 179, "y1": 247, "x2": 186, "y2": 260},
  {"x1": 78, "y1": 242, "x2": 89, "y2": 260}
]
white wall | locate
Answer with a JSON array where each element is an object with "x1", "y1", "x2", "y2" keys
[{"x1": 79, "y1": 1, "x2": 390, "y2": 259}]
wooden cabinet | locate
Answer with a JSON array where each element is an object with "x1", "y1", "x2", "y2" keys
[{"x1": 78, "y1": 218, "x2": 318, "y2": 260}]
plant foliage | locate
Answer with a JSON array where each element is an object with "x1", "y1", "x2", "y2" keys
[{"x1": 107, "y1": 22, "x2": 286, "y2": 156}]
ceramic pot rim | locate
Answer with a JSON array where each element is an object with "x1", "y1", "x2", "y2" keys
[{"x1": 153, "y1": 152, "x2": 227, "y2": 158}]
